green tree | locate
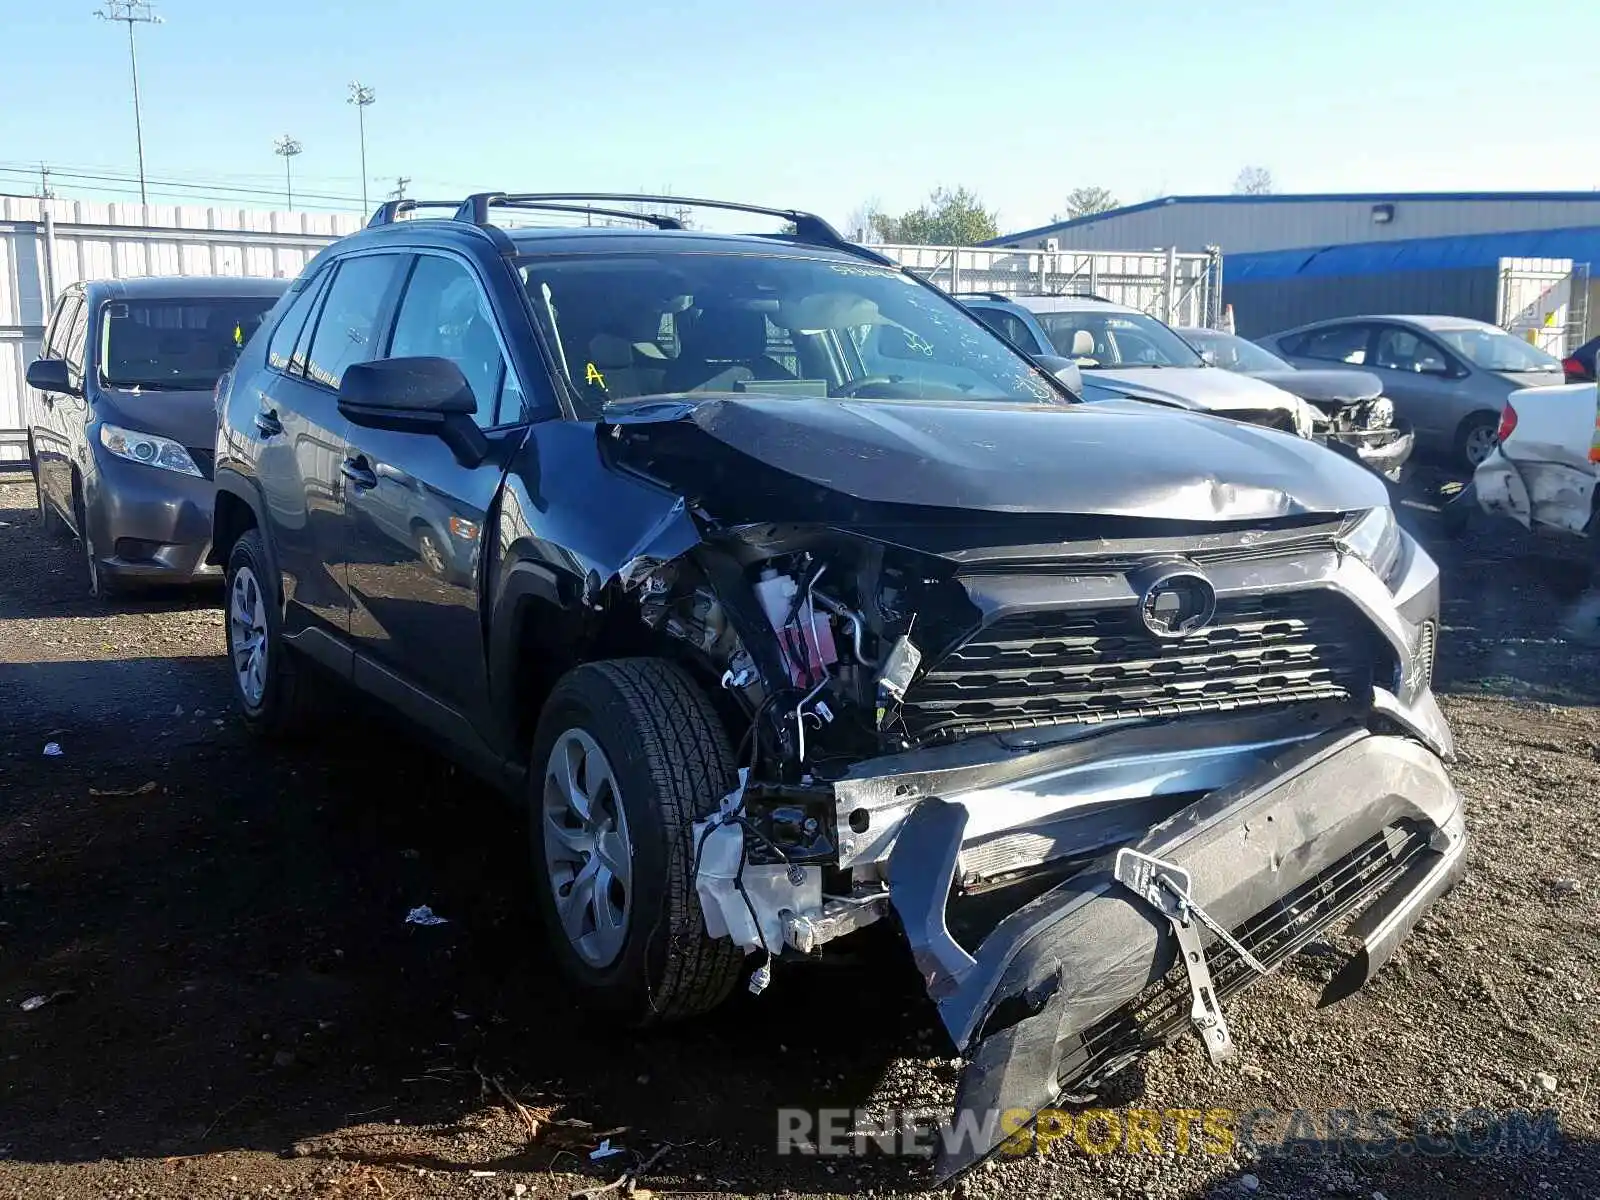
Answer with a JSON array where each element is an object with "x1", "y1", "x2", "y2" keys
[
  {"x1": 868, "y1": 187, "x2": 999, "y2": 245},
  {"x1": 1056, "y1": 186, "x2": 1119, "y2": 221}
]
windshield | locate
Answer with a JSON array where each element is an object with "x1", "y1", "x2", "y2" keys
[
  {"x1": 1432, "y1": 326, "x2": 1561, "y2": 373},
  {"x1": 1183, "y1": 328, "x2": 1291, "y2": 372},
  {"x1": 99, "y1": 297, "x2": 277, "y2": 390},
  {"x1": 1031, "y1": 309, "x2": 1204, "y2": 368},
  {"x1": 513, "y1": 252, "x2": 1063, "y2": 414}
]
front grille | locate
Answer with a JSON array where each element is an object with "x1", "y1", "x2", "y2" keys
[
  {"x1": 902, "y1": 591, "x2": 1381, "y2": 743},
  {"x1": 1056, "y1": 820, "x2": 1432, "y2": 1092}
]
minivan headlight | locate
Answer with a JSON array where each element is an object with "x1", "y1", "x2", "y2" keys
[
  {"x1": 1340, "y1": 505, "x2": 1403, "y2": 585},
  {"x1": 98, "y1": 423, "x2": 202, "y2": 477}
]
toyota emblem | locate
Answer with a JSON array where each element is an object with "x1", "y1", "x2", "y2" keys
[{"x1": 1139, "y1": 570, "x2": 1217, "y2": 638}]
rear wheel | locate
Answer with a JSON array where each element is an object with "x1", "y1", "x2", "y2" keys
[
  {"x1": 225, "y1": 529, "x2": 314, "y2": 736},
  {"x1": 1456, "y1": 413, "x2": 1500, "y2": 471},
  {"x1": 528, "y1": 658, "x2": 744, "y2": 1026}
]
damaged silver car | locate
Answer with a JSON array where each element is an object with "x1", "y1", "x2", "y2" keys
[{"x1": 212, "y1": 193, "x2": 1467, "y2": 1181}]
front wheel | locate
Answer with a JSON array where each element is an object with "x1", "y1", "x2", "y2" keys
[
  {"x1": 73, "y1": 487, "x2": 120, "y2": 600},
  {"x1": 528, "y1": 658, "x2": 744, "y2": 1026}
]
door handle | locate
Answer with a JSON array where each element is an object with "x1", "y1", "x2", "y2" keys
[
  {"x1": 254, "y1": 410, "x2": 284, "y2": 438},
  {"x1": 340, "y1": 456, "x2": 378, "y2": 490}
]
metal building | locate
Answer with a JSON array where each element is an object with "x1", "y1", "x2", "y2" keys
[
  {"x1": 987, "y1": 192, "x2": 1600, "y2": 347},
  {"x1": 988, "y1": 192, "x2": 1600, "y2": 255}
]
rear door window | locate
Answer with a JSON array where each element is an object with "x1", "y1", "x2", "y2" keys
[
  {"x1": 267, "y1": 271, "x2": 330, "y2": 373},
  {"x1": 1299, "y1": 323, "x2": 1374, "y2": 365},
  {"x1": 303, "y1": 254, "x2": 407, "y2": 390}
]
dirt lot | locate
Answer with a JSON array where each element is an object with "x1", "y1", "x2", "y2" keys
[{"x1": 2, "y1": 471, "x2": 1599, "y2": 1200}]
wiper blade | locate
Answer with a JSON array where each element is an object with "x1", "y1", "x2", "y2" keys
[{"x1": 109, "y1": 380, "x2": 197, "y2": 391}]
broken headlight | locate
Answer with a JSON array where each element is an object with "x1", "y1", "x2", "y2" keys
[{"x1": 1340, "y1": 505, "x2": 1403, "y2": 586}]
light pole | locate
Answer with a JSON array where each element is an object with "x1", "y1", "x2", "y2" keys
[
  {"x1": 274, "y1": 136, "x2": 303, "y2": 210},
  {"x1": 95, "y1": 1, "x2": 162, "y2": 208},
  {"x1": 347, "y1": 81, "x2": 375, "y2": 215}
]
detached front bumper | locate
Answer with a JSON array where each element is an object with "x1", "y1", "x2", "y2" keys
[
  {"x1": 1326, "y1": 422, "x2": 1415, "y2": 481},
  {"x1": 884, "y1": 727, "x2": 1465, "y2": 1180}
]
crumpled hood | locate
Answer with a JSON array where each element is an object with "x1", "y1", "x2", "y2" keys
[
  {"x1": 93, "y1": 386, "x2": 218, "y2": 452},
  {"x1": 1082, "y1": 366, "x2": 1308, "y2": 415},
  {"x1": 1245, "y1": 368, "x2": 1383, "y2": 407},
  {"x1": 601, "y1": 394, "x2": 1388, "y2": 522}
]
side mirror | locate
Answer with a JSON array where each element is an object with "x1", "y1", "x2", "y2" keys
[
  {"x1": 1198, "y1": 348, "x2": 1219, "y2": 366},
  {"x1": 26, "y1": 358, "x2": 78, "y2": 396},
  {"x1": 1032, "y1": 353, "x2": 1084, "y2": 398},
  {"x1": 338, "y1": 357, "x2": 488, "y2": 467}
]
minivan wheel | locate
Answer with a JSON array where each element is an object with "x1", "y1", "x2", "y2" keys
[
  {"x1": 528, "y1": 658, "x2": 744, "y2": 1025},
  {"x1": 1457, "y1": 414, "x2": 1500, "y2": 471},
  {"x1": 225, "y1": 529, "x2": 311, "y2": 736},
  {"x1": 73, "y1": 489, "x2": 120, "y2": 600}
]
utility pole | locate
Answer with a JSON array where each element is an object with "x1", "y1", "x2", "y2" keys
[
  {"x1": 95, "y1": 1, "x2": 162, "y2": 208},
  {"x1": 347, "y1": 81, "x2": 375, "y2": 215},
  {"x1": 389, "y1": 176, "x2": 410, "y2": 201},
  {"x1": 273, "y1": 136, "x2": 303, "y2": 210},
  {"x1": 36, "y1": 164, "x2": 54, "y2": 200}
]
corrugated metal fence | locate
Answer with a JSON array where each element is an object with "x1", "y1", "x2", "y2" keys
[
  {"x1": 0, "y1": 195, "x2": 359, "y2": 462},
  {"x1": 866, "y1": 243, "x2": 1226, "y2": 329}
]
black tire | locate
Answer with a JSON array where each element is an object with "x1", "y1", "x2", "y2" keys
[
  {"x1": 224, "y1": 528, "x2": 313, "y2": 737},
  {"x1": 528, "y1": 658, "x2": 744, "y2": 1026},
  {"x1": 416, "y1": 526, "x2": 448, "y2": 578},
  {"x1": 73, "y1": 486, "x2": 121, "y2": 600},
  {"x1": 1455, "y1": 413, "x2": 1500, "y2": 472}
]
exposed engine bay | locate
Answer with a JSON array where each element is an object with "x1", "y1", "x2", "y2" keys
[{"x1": 583, "y1": 393, "x2": 1464, "y2": 1177}]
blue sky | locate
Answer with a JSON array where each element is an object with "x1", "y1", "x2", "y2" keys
[{"x1": 2, "y1": 0, "x2": 1596, "y2": 233}]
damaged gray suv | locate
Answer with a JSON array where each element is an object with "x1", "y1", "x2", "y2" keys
[{"x1": 210, "y1": 193, "x2": 1465, "y2": 1178}]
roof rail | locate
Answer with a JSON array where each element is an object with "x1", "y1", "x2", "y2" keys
[
  {"x1": 366, "y1": 199, "x2": 462, "y2": 228},
  {"x1": 440, "y1": 191, "x2": 891, "y2": 264},
  {"x1": 455, "y1": 194, "x2": 687, "y2": 230},
  {"x1": 950, "y1": 291, "x2": 1014, "y2": 302}
]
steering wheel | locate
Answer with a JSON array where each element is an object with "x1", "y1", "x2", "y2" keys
[{"x1": 834, "y1": 375, "x2": 897, "y2": 397}]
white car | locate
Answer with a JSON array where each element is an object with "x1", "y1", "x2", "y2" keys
[
  {"x1": 959, "y1": 293, "x2": 1323, "y2": 438},
  {"x1": 1474, "y1": 381, "x2": 1600, "y2": 538}
]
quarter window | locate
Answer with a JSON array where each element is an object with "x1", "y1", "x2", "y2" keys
[
  {"x1": 387, "y1": 255, "x2": 520, "y2": 428},
  {"x1": 303, "y1": 255, "x2": 405, "y2": 390}
]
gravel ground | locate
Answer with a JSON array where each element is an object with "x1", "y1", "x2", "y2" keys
[{"x1": 1, "y1": 472, "x2": 1599, "y2": 1200}]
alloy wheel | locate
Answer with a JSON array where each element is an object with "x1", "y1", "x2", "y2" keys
[{"x1": 229, "y1": 565, "x2": 269, "y2": 706}]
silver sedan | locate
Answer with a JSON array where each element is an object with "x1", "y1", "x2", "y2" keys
[{"x1": 1258, "y1": 315, "x2": 1565, "y2": 470}]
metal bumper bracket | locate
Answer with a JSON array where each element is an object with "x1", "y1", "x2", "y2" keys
[{"x1": 1114, "y1": 848, "x2": 1268, "y2": 1065}]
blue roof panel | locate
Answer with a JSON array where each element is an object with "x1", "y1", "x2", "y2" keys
[{"x1": 1224, "y1": 226, "x2": 1600, "y2": 282}]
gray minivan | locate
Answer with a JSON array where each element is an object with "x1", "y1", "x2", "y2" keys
[{"x1": 28, "y1": 276, "x2": 286, "y2": 597}]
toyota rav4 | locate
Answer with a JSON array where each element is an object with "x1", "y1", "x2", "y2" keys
[{"x1": 210, "y1": 193, "x2": 1465, "y2": 1178}]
